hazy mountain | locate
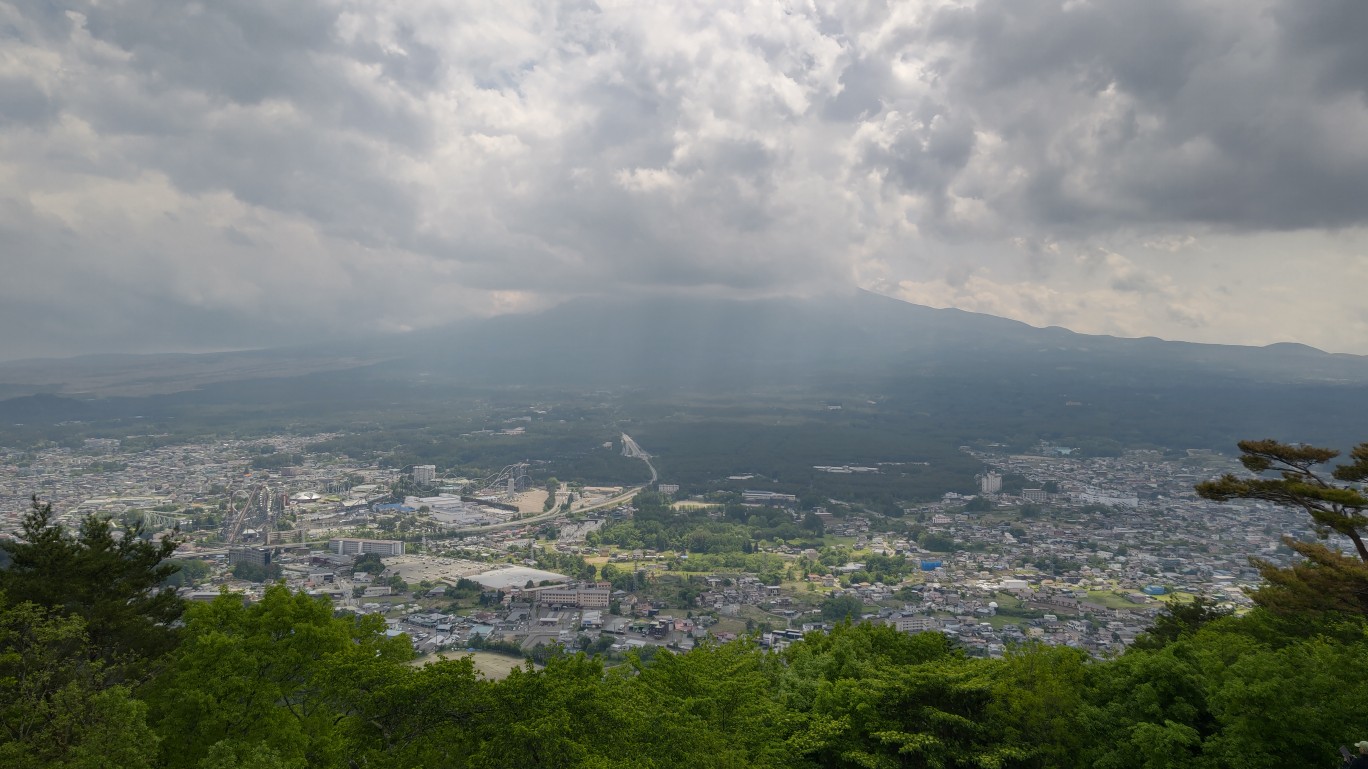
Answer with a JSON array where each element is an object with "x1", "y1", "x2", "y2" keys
[
  {"x1": 0, "y1": 350, "x2": 392, "y2": 398},
  {"x1": 408, "y1": 290, "x2": 1368, "y2": 389},
  {"x1": 6, "y1": 291, "x2": 1365, "y2": 396},
  {"x1": 2, "y1": 291, "x2": 1366, "y2": 449}
]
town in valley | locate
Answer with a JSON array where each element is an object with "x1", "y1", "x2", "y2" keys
[{"x1": 0, "y1": 424, "x2": 1309, "y2": 675}]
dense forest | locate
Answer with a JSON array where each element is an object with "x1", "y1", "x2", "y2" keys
[{"x1": 3, "y1": 440, "x2": 1368, "y2": 768}]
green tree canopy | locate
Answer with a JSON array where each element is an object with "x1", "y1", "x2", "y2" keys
[
  {"x1": 0, "y1": 497, "x2": 183, "y2": 667},
  {"x1": 820, "y1": 594, "x2": 864, "y2": 623},
  {"x1": 144, "y1": 584, "x2": 414, "y2": 769},
  {"x1": 1197, "y1": 439, "x2": 1368, "y2": 617},
  {"x1": 0, "y1": 596, "x2": 160, "y2": 769},
  {"x1": 1131, "y1": 596, "x2": 1233, "y2": 650}
]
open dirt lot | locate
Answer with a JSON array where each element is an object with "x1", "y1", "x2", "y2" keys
[{"x1": 384, "y1": 555, "x2": 490, "y2": 583}]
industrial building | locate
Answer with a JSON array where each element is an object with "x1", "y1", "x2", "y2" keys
[
  {"x1": 228, "y1": 546, "x2": 272, "y2": 568},
  {"x1": 266, "y1": 528, "x2": 305, "y2": 545},
  {"x1": 329, "y1": 538, "x2": 405, "y2": 556},
  {"x1": 741, "y1": 490, "x2": 798, "y2": 505}
]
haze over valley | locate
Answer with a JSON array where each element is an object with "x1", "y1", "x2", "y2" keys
[{"x1": 5, "y1": 1, "x2": 1368, "y2": 767}]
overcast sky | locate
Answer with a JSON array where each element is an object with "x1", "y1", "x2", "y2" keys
[{"x1": 3, "y1": 0, "x2": 1367, "y2": 360}]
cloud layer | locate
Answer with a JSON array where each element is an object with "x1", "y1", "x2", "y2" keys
[{"x1": 3, "y1": 0, "x2": 1367, "y2": 358}]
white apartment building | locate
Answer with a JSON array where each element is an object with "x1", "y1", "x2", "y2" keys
[
  {"x1": 537, "y1": 585, "x2": 612, "y2": 609},
  {"x1": 889, "y1": 616, "x2": 941, "y2": 633},
  {"x1": 330, "y1": 538, "x2": 405, "y2": 556}
]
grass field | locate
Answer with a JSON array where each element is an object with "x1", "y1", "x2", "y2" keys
[
  {"x1": 1085, "y1": 590, "x2": 1152, "y2": 610},
  {"x1": 412, "y1": 650, "x2": 538, "y2": 680},
  {"x1": 1155, "y1": 590, "x2": 1198, "y2": 604}
]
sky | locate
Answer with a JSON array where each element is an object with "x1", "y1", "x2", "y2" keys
[{"x1": 3, "y1": 0, "x2": 1367, "y2": 360}]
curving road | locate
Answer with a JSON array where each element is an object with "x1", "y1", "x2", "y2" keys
[
  {"x1": 620, "y1": 433, "x2": 657, "y2": 484},
  {"x1": 448, "y1": 434, "x2": 657, "y2": 535}
]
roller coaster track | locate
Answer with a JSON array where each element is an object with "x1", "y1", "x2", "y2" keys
[
  {"x1": 224, "y1": 483, "x2": 271, "y2": 544},
  {"x1": 470, "y1": 462, "x2": 529, "y2": 501}
]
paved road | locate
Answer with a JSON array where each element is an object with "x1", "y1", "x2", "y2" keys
[
  {"x1": 443, "y1": 434, "x2": 656, "y2": 535},
  {"x1": 620, "y1": 433, "x2": 658, "y2": 484},
  {"x1": 438, "y1": 483, "x2": 644, "y2": 535},
  {"x1": 219, "y1": 483, "x2": 646, "y2": 551},
  {"x1": 237, "y1": 435, "x2": 660, "y2": 545}
]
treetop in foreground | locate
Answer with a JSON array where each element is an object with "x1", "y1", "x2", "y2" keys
[
  {"x1": 0, "y1": 496, "x2": 183, "y2": 666},
  {"x1": 1197, "y1": 439, "x2": 1368, "y2": 617}
]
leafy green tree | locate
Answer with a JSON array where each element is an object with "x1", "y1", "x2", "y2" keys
[
  {"x1": 0, "y1": 597, "x2": 160, "y2": 769},
  {"x1": 802, "y1": 659, "x2": 1026, "y2": 768},
  {"x1": 162, "y1": 558, "x2": 212, "y2": 588},
  {"x1": 1197, "y1": 630, "x2": 1368, "y2": 768},
  {"x1": 144, "y1": 585, "x2": 413, "y2": 769},
  {"x1": 1078, "y1": 609, "x2": 1368, "y2": 769},
  {"x1": 336, "y1": 655, "x2": 488, "y2": 768},
  {"x1": 778, "y1": 624, "x2": 1025, "y2": 768},
  {"x1": 231, "y1": 561, "x2": 282, "y2": 583},
  {"x1": 352, "y1": 552, "x2": 385, "y2": 574},
  {"x1": 0, "y1": 496, "x2": 183, "y2": 667},
  {"x1": 1075, "y1": 645, "x2": 1212, "y2": 769},
  {"x1": 801, "y1": 511, "x2": 825, "y2": 533},
  {"x1": 964, "y1": 495, "x2": 994, "y2": 512},
  {"x1": 1197, "y1": 440, "x2": 1368, "y2": 616},
  {"x1": 1130, "y1": 596, "x2": 1232, "y2": 650},
  {"x1": 820, "y1": 594, "x2": 864, "y2": 623},
  {"x1": 918, "y1": 532, "x2": 957, "y2": 552},
  {"x1": 473, "y1": 654, "x2": 637, "y2": 767},
  {"x1": 630, "y1": 640, "x2": 795, "y2": 767},
  {"x1": 988, "y1": 644, "x2": 1088, "y2": 768}
]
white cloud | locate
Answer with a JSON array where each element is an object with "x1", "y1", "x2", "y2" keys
[{"x1": 2, "y1": 0, "x2": 1368, "y2": 358}]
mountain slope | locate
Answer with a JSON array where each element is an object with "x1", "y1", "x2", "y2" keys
[{"x1": 1, "y1": 291, "x2": 1366, "y2": 450}]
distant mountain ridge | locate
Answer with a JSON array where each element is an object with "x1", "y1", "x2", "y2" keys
[
  {"x1": 2, "y1": 290, "x2": 1367, "y2": 395},
  {"x1": 1, "y1": 291, "x2": 1366, "y2": 450},
  {"x1": 401, "y1": 289, "x2": 1368, "y2": 389}
]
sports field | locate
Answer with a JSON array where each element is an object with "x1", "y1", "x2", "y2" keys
[{"x1": 413, "y1": 650, "x2": 536, "y2": 680}]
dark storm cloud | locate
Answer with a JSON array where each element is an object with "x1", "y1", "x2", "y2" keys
[
  {"x1": 3, "y1": 0, "x2": 1368, "y2": 359},
  {"x1": 0, "y1": 74, "x2": 58, "y2": 127},
  {"x1": 863, "y1": 106, "x2": 977, "y2": 222},
  {"x1": 1274, "y1": 0, "x2": 1368, "y2": 99},
  {"x1": 909, "y1": 0, "x2": 1368, "y2": 231},
  {"x1": 78, "y1": 0, "x2": 344, "y2": 106}
]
